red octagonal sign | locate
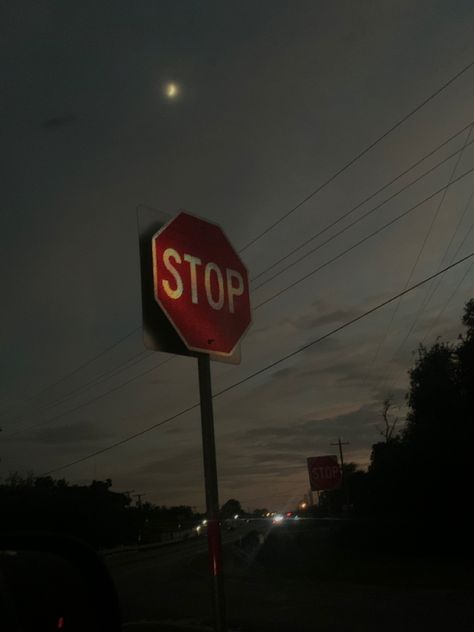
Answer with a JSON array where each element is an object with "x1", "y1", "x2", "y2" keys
[
  {"x1": 307, "y1": 455, "x2": 342, "y2": 492},
  {"x1": 152, "y1": 211, "x2": 251, "y2": 357}
]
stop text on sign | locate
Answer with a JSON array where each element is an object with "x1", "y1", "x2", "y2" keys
[
  {"x1": 311, "y1": 465, "x2": 340, "y2": 480},
  {"x1": 161, "y1": 248, "x2": 244, "y2": 313},
  {"x1": 307, "y1": 455, "x2": 342, "y2": 491},
  {"x1": 152, "y1": 211, "x2": 251, "y2": 357}
]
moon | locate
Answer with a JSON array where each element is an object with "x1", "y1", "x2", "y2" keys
[{"x1": 164, "y1": 82, "x2": 180, "y2": 99}]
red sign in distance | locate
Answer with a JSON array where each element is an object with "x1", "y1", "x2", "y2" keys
[
  {"x1": 307, "y1": 455, "x2": 342, "y2": 491},
  {"x1": 152, "y1": 212, "x2": 251, "y2": 356}
]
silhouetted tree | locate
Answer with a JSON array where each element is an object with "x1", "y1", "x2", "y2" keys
[
  {"x1": 365, "y1": 298, "x2": 474, "y2": 544},
  {"x1": 377, "y1": 398, "x2": 400, "y2": 443},
  {"x1": 252, "y1": 508, "x2": 268, "y2": 517},
  {"x1": 220, "y1": 498, "x2": 242, "y2": 518}
]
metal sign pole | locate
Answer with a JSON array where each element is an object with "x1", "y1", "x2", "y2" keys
[{"x1": 197, "y1": 353, "x2": 226, "y2": 632}]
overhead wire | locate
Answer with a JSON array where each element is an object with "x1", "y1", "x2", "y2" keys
[
  {"x1": 384, "y1": 180, "x2": 474, "y2": 377},
  {"x1": 5, "y1": 62, "x2": 473, "y2": 421},
  {"x1": 4, "y1": 60, "x2": 474, "y2": 434},
  {"x1": 7, "y1": 165, "x2": 474, "y2": 438},
  {"x1": 388, "y1": 254, "x2": 474, "y2": 397},
  {"x1": 253, "y1": 166, "x2": 474, "y2": 310},
  {"x1": 420, "y1": 188, "x2": 474, "y2": 327},
  {"x1": 6, "y1": 356, "x2": 174, "y2": 439},
  {"x1": 251, "y1": 135, "x2": 474, "y2": 293},
  {"x1": 386, "y1": 187, "x2": 474, "y2": 393},
  {"x1": 41, "y1": 248, "x2": 474, "y2": 476},
  {"x1": 251, "y1": 120, "x2": 474, "y2": 284},
  {"x1": 3, "y1": 349, "x2": 152, "y2": 430},
  {"x1": 28, "y1": 327, "x2": 141, "y2": 404},
  {"x1": 239, "y1": 58, "x2": 474, "y2": 252},
  {"x1": 44, "y1": 350, "x2": 152, "y2": 410},
  {"x1": 421, "y1": 260, "x2": 474, "y2": 345},
  {"x1": 0, "y1": 325, "x2": 142, "y2": 421},
  {"x1": 370, "y1": 124, "x2": 473, "y2": 364},
  {"x1": 29, "y1": 59, "x2": 474, "y2": 483}
]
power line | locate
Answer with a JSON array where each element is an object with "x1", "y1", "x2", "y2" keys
[
  {"x1": 0, "y1": 325, "x2": 142, "y2": 424},
  {"x1": 6, "y1": 356, "x2": 173, "y2": 439},
  {"x1": 430, "y1": 172, "x2": 474, "y2": 275},
  {"x1": 6, "y1": 70, "x2": 474, "y2": 419},
  {"x1": 0, "y1": 202, "x2": 159, "y2": 417},
  {"x1": 386, "y1": 201, "x2": 474, "y2": 392},
  {"x1": 239, "y1": 58, "x2": 474, "y2": 252},
  {"x1": 389, "y1": 257, "x2": 474, "y2": 397},
  {"x1": 38, "y1": 350, "x2": 152, "y2": 411},
  {"x1": 6, "y1": 60, "x2": 474, "y2": 420},
  {"x1": 371, "y1": 124, "x2": 473, "y2": 364},
  {"x1": 386, "y1": 183, "x2": 474, "y2": 377},
  {"x1": 252, "y1": 136, "x2": 474, "y2": 292},
  {"x1": 251, "y1": 120, "x2": 474, "y2": 284},
  {"x1": 420, "y1": 199, "x2": 474, "y2": 325},
  {"x1": 6, "y1": 85, "x2": 474, "y2": 423},
  {"x1": 3, "y1": 349, "x2": 151, "y2": 430},
  {"x1": 14, "y1": 133, "x2": 471, "y2": 423},
  {"x1": 9, "y1": 166, "x2": 474, "y2": 439},
  {"x1": 253, "y1": 166, "x2": 474, "y2": 310},
  {"x1": 42, "y1": 400, "x2": 201, "y2": 475},
  {"x1": 26, "y1": 327, "x2": 141, "y2": 404},
  {"x1": 42, "y1": 248, "x2": 474, "y2": 476},
  {"x1": 40, "y1": 130, "x2": 463, "y2": 427},
  {"x1": 422, "y1": 260, "x2": 474, "y2": 345}
]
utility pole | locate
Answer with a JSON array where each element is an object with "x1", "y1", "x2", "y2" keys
[
  {"x1": 134, "y1": 493, "x2": 146, "y2": 548},
  {"x1": 330, "y1": 437, "x2": 349, "y2": 514},
  {"x1": 330, "y1": 437, "x2": 349, "y2": 471}
]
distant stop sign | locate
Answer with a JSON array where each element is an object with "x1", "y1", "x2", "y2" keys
[
  {"x1": 152, "y1": 212, "x2": 251, "y2": 356},
  {"x1": 307, "y1": 455, "x2": 342, "y2": 491}
]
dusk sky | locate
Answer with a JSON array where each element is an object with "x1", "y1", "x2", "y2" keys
[{"x1": 1, "y1": 1, "x2": 474, "y2": 511}]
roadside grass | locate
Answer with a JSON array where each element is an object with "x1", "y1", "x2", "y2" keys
[{"x1": 253, "y1": 521, "x2": 474, "y2": 590}]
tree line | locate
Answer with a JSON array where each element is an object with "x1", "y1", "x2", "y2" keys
[
  {"x1": 0, "y1": 475, "x2": 201, "y2": 549},
  {"x1": 318, "y1": 298, "x2": 474, "y2": 552},
  {"x1": 0, "y1": 473, "x2": 253, "y2": 550}
]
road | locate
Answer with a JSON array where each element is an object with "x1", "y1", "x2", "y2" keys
[
  {"x1": 106, "y1": 523, "x2": 253, "y2": 631},
  {"x1": 106, "y1": 521, "x2": 474, "y2": 632}
]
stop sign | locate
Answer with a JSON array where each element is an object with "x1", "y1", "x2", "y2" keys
[
  {"x1": 152, "y1": 211, "x2": 251, "y2": 356},
  {"x1": 307, "y1": 455, "x2": 342, "y2": 491}
]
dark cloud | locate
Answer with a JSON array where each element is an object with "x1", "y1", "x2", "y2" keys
[
  {"x1": 164, "y1": 424, "x2": 186, "y2": 435},
  {"x1": 42, "y1": 114, "x2": 78, "y2": 130},
  {"x1": 297, "y1": 299, "x2": 365, "y2": 330},
  {"x1": 130, "y1": 448, "x2": 202, "y2": 476},
  {"x1": 30, "y1": 419, "x2": 112, "y2": 445},
  {"x1": 242, "y1": 404, "x2": 381, "y2": 454}
]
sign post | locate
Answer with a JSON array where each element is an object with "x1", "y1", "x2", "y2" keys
[
  {"x1": 198, "y1": 353, "x2": 225, "y2": 631},
  {"x1": 139, "y1": 208, "x2": 251, "y2": 632}
]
